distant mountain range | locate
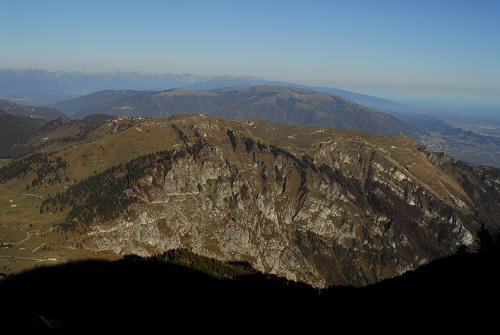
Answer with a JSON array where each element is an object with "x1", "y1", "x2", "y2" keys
[
  {"x1": 0, "y1": 68, "x2": 404, "y2": 113},
  {"x1": 1, "y1": 71, "x2": 499, "y2": 166},
  {"x1": 182, "y1": 77, "x2": 406, "y2": 112},
  {"x1": 0, "y1": 106, "x2": 113, "y2": 158},
  {"x1": 0, "y1": 69, "x2": 213, "y2": 105},
  {"x1": 50, "y1": 86, "x2": 500, "y2": 167},
  {"x1": 50, "y1": 90, "x2": 146, "y2": 117},
  {"x1": 0, "y1": 99, "x2": 65, "y2": 153},
  {"x1": 4, "y1": 114, "x2": 115, "y2": 159},
  {"x1": 0, "y1": 98, "x2": 62, "y2": 120},
  {"x1": 0, "y1": 111, "x2": 46, "y2": 153},
  {"x1": 53, "y1": 86, "x2": 421, "y2": 138}
]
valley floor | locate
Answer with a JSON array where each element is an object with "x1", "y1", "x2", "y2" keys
[{"x1": 0, "y1": 203, "x2": 119, "y2": 277}]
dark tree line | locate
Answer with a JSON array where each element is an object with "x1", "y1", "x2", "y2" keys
[
  {"x1": 151, "y1": 248, "x2": 255, "y2": 280},
  {"x1": 227, "y1": 129, "x2": 237, "y2": 150},
  {"x1": 0, "y1": 153, "x2": 45, "y2": 183},
  {"x1": 43, "y1": 149, "x2": 176, "y2": 229},
  {"x1": 0, "y1": 153, "x2": 67, "y2": 185},
  {"x1": 31, "y1": 156, "x2": 67, "y2": 186}
]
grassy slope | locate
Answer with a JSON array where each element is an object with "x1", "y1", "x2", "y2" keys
[
  {"x1": 0, "y1": 159, "x2": 11, "y2": 168},
  {"x1": 0, "y1": 114, "x2": 489, "y2": 278}
]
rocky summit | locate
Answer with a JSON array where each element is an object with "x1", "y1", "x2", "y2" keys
[
  {"x1": 0, "y1": 114, "x2": 500, "y2": 287},
  {"x1": 1, "y1": 114, "x2": 499, "y2": 288}
]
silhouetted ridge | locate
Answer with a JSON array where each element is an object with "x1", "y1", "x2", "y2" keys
[{"x1": 1, "y1": 233, "x2": 499, "y2": 331}]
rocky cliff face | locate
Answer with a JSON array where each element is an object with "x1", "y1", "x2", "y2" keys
[{"x1": 74, "y1": 114, "x2": 500, "y2": 287}]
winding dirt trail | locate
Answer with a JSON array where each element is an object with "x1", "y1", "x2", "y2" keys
[{"x1": 12, "y1": 231, "x2": 31, "y2": 246}]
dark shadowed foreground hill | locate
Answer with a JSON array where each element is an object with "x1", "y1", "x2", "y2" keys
[{"x1": 1, "y1": 233, "x2": 499, "y2": 332}]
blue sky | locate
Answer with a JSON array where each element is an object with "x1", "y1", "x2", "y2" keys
[{"x1": 1, "y1": 0, "x2": 499, "y2": 103}]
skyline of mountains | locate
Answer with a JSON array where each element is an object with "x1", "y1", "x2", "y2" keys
[
  {"x1": 0, "y1": 111, "x2": 46, "y2": 153},
  {"x1": 0, "y1": 98, "x2": 63, "y2": 120},
  {"x1": 55, "y1": 86, "x2": 421, "y2": 137},
  {"x1": 49, "y1": 86, "x2": 500, "y2": 167},
  {"x1": 3, "y1": 66, "x2": 498, "y2": 129},
  {"x1": 0, "y1": 68, "x2": 418, "y2": 112},
  {"x1": 1, "y1": 83, "x2": 500, "y2": 167}
]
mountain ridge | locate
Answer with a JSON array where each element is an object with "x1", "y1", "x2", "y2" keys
[
  {"x1": 0, "y1": 110, "x2": 47, "y2": 154},
  {"x1": 0, "y1": 98, "x2": 63, "y2": 120},
  {"x1": 3, "y1": 114, "x2": 115, "y2": 159},
  {"x1": 60, "y1": 86, "x2": 422, "y2": 139},
  {"x1": 1, "y1": 68, "x2": 400, "y2": 110},
  {"x1": 49, "y1": 86, "x2": 500, "y2": 167},
  {"x1": 2, "y1": 113, "x2": 498, "y2": 287}
]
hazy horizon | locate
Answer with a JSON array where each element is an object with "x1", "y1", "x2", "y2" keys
[
  {"x1": 1, "y1": 0, "x2": 499, "y2": 107},
  {"x1": 2, "y1": 66, "x2": 499, "y2": 117}
]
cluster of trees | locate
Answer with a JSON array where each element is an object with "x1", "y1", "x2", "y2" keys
[
  {"x1": 0, "y1": 153, "x2": 67, "y2": 186},
  {"x1": 270, "y1": 144, "x2": 304, "y2": 167},
  {"x1": 0, "y1": 153, "x2": 47, "y2": 183},
  {"x1": 257, "y1": 141, "x2": 267, "y2": 151},
  {"x1": 269, "y1": 145, "x2": 311, "y2": 193},
  {"x1": 152, "y1": 249, "x2": 255, "y2": 280},
  {"x1": 365, "y1": 177, "x2": 424, "y2": 226},
  {"x1": 227, "y1": 129, "x2": 237, "y2": 151},
  {"x1": 171, "y1": 123, "x2": 188, "y2": 143},
  {"x1": 319, "y1": 163, "x2": 364, "y2": 200},
  {"x1": 43, "y1": 149, "x2": 175, "y2": 228},
  {"x1": 244, "y1": 137, "x2": 255, "y2": 153},
  {"x1": 31, "y1": 156, "x2": 67, "y2": 187}
]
